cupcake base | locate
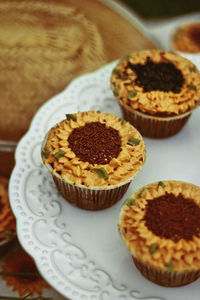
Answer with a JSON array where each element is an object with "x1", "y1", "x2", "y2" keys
[
  {"x1": 133, "y1": 257, "x2": 200, "y2": 287},
  {"x1": 120, "y1": 105, "x2": 191, "y2": 139},
  {"x1": 52, "y1": 173, "x2": 131, "y2": 210}
]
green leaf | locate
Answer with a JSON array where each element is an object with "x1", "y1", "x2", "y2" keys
[
  {"x1": 122, "y1": 54, "x2": 132, "y2": 61},
  {"x1": 41, "y1": 150, "x2": 50, "y2": 159},
  {"x1": 187, "y1": 83, "x2": 197, "y2": 91},
  {"x1": 128, "y1": 137, "x2": 140, "y2": 146},
  {"x1": 119, "y1": 117, "x2": 127, "y2": 125},
  {"x1": 93, "y1": 167, "x2": 109, "y2": 179},
  {"x1": 66, "y1": 113, "x2": 77, "y2": 121},
  {"x1": 149, "y1": 243, "x2": 158, "y2": 254},
  {"x1": 54, "y1": 150, "x2": 66, "y2": 160},
  {"x1": 135, "y1": 188, "x2": 144, "y2": 198},
  {"x1": 128, "y1": 89, "x2": 137, "y2": 99},
  {"x1": 166, "y1": 261, "x2": 174, "y2": 272},
  {"x1": 124, "y1": 195, "x2": 135, "y2": 207},
  {"x1": 113, "y1": 87, "x2": 119, "y2": 97},
  {"x1": 158, "y1": 181, "x2": 165, "y2": 188},
  {"x1": 189, "y1": 65, "x2": 197, "y2": 72},
  {"x1": 112, "y1": 68, "x2": 121, "y2": 76}
]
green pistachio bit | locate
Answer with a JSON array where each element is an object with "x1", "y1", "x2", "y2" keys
[
  {"x1": 42, "y1": 150, "x2": 50, "y2": 159},
  {"x1": 189, "y1": 65, "x2": 197, "y2": 72},
  {"x1": 135, "y1": 188, "x2": 144, "y2": 198},
  {"x1": 119, "y1": 117, "x2": 127, "y2": 125},
  {"x1": 97, "y1": 110, "x2": 101, "y2": 114},
  {"x1": 123, "y1": 54, "x2": 132, "y2": 61},
  {"x1": 128, "y1": 89, "x2": 137, "y2": 99},
  {"x1": 166, "y1": 261, "x2": 174, "y2": 272},
  {"x1": 93, "y1": 167, "x2": 109, "y2": 180},
  {"x1": 113, "y1": 87, "x2": 119, "y2": 97},
  {"x1": 113, "y1": 68, "x2": 121, "y2": 76},
  {"x1": 128, "y1": 137, "x2": 140, "y2": 146},
  {"x1": 54, "y1": 150, "x2": 66, "y2": 160},
  {"x1": 187, "y1": 83, "x2": 197, "y2": 91},
  {"x1": 2, "y1": 230, "x2": 13, "y2": 238},
  {"x1": 124, "y1": 195, "x2": 135, "y2": 207},
  {"x1": 66, "y1": 113, "x2": 77, "y2": 121},
  {"x1": 158, "y1": 181, "x2": 165, "y2": 188},
  {"x1": 149, "y1": 243, "x2": 158, "y2": 254}
]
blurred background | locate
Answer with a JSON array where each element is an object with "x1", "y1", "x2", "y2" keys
[{"x1": 121, "y1": 0, "x2": 200, "y2": 19}]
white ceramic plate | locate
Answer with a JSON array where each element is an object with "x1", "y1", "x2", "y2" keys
[{"x1": 9, "y1": 61, "x2": 200, "y2": 300}]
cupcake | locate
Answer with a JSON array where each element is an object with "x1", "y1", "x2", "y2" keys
[
  {"x1": 42, "y1": 111, "x2": 146, "y2": 210},
  {"x1": 110, "y1": 49, "x2": 200, "y2": 138},
  {"x1": 171, "y1": 22, "x2": 200, "y2": 54},
  {"x1": 0, "y1": 176, "x2": 16, "y2": 255},
  {"x1": 119, "y1": 180, "x2": 200, "y2": 287}
]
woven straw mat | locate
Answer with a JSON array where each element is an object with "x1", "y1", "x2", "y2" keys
[{"x1": 0, "y1": 0, "x2": 108, "y2": 141}]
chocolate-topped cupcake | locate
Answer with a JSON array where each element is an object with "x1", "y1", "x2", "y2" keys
[
  {"x1": 42, "y1": 111, "x2": 146, "y2": 210},
  {"x1": 111, "y1": 50, "x2": 200, "y2": 138},
  {"x1": 171, "y1": 22, "x2": 200, "y2": 53},
  {"x1": 119, "y1": 181, "x2": 200, "y2": 286}
]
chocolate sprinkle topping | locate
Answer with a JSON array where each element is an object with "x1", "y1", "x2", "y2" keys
[
  {"x1": 143, "y1": 192, "x2": 200, "y2": 242},
  {"x1": 68, "y1": 122, "x2": 121, "y2": 165},
  {"x1": 127, "y1": 57, "x2": 184, "y2": 93}
]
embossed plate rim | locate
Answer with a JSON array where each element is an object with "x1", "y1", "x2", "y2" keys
[{"x1": 9, "y1": 60, "x2": 200, "y2": 300}]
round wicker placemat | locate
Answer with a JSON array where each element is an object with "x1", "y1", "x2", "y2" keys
[
  {"x1": 0, "y1": 0, "x2": 108, "y2": 141},
  {"x1": 0, "y1": 0, "x2": 155, "y2": 176}
]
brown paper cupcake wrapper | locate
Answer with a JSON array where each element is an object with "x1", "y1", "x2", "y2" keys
[
  {"x1": 120, "y1": 103, "x2": 192, "y2": 138},
  {"x1": 133, "y1": 257, "x2": 200, "y2": 287},
  {"x1": 52, "y1": 173, "x2": 131, "y2": 210}
]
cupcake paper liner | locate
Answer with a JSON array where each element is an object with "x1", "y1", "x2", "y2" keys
[
  {"x1": 52, "y1": 172, "x2": 131, "y2": 210},
  {"x1": 120, "y1": 101, "x2": 194, "y2": 138},
  {"x1": 133, "y1": 257, "x2": 200, "y2": 287}
]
